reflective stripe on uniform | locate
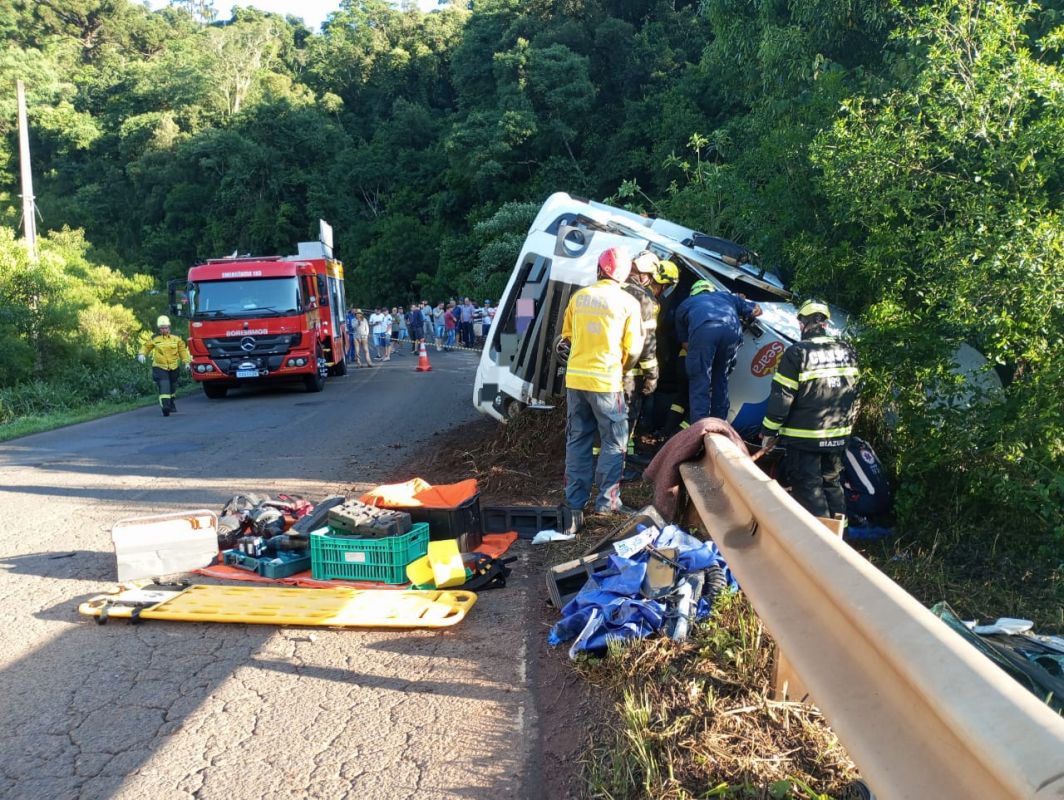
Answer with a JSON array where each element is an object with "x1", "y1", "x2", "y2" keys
[
  {"x1": 798, "y1": 366, "x2": 860, "y2": 382},
  {"x1": 773, "y1": 372, "x2": 799, "y2": 390},
  {"x1": 639, "y1": 357, "x2": 658, "y2": 370},
  {"x1": 643, "y1": 318, "x2": 658, "y2": 330},
  {"x1": 679, "y1": 421, "x2": 690, "y2": 430},
  {"x1": 779, "y1": 424, "x2": 853, "y2": 439},
  {"x1": 625, "y1": 368, "x2": 644, "y2": 377},
  {"x1": 670, "y1": 403, "x2": 684, "y2": 414},
  {"x1": 762, "y1": 418, "x2": 783, "y2": 432}
]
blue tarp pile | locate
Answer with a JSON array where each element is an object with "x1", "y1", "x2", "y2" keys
[{"x1": 548, "y1": 524, "x2": 738, "y2": 659}]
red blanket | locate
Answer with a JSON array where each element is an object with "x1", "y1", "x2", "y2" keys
[{"x1": 643, "y1": 418, "x2": 748, "y2": 521}]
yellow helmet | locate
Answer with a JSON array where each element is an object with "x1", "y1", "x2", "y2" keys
[
  {"x1": 797, "y1": 301, "x2": 831, "y2": 320},
  {"x1": 653, "y1": 260, "x2": 679, "y2": 285},
  {"x1": 690, "y1": 279, "x2": 716, "y2": 296},
  {"x1": 156, "y1": 315, "x2": 172, "y2": 328}
]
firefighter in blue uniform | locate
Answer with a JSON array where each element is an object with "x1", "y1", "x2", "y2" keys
[
  {"x1": 760, "y1": 301, "x2": 860, "y2": 518},
  {"x1": 674, "y1": 279, "x2": 761, "y2": 424}
]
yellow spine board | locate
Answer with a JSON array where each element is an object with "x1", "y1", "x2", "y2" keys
[{"x1": 79, "y1": 584, "x2": 476, "y2": 628}]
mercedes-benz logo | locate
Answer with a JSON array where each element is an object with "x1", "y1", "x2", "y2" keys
[{"x1": 240, "y1": 336, "x2": 256, "y2": 352}]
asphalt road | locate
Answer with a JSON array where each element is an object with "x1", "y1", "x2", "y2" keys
[{"x1": 0, "y1": 349, "x2": 540, "y2": 800}]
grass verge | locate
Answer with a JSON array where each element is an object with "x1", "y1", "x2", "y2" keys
[
  {"x1": 577, "y1": 593, "x2": 862, "y2": 800},
  {"x1": 433, "y1": 404, "x2": 1060, "y2": 798},
  {"x1": 0, "y1": 384, "x2": 198, "y2": 443}
]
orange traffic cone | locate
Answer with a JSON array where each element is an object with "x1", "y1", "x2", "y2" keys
[{"x1": 415, "y1": 341, "x2": 433, "y2": 372}]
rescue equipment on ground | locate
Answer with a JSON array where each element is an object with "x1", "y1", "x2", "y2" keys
[
  {"x1": 309, "y1": 523, "x2": 430, "y2": 584},
  {"x1": 111, "y1": 510, "x2": 219, "y2": 582},
  {"x1": 79, "y1": 583, "x2": 477, "y2": 629},
  {"x1": 842, "y1": 436, "x2": 892, "y2": 521},
  {"x1": 327, "y1": 500, "x2": 412, "y2": 538},
  {"x1": 547, "y1": 514, "x2": 737, "y2": 658},
  {"x1": 223, "y1": 547, "x2": 311, "y2": 579},
  {"x1": 360, "y1": 478, "x2": 484, "y2": 552}
]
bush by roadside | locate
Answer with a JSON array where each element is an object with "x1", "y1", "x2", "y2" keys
[{"x1": 0, "y1": 355, "x2": 154, "y2": 425}]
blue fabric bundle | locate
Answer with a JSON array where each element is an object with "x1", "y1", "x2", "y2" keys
[{"x1": 548, "y1": 525, "x2": 738, "y2": 657}]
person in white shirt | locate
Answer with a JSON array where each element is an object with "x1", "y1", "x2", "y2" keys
[
  {"x1": 379, "y1": 309, "x2": 394, "y2": 361},
  {"x1": 368, "y1": 308, "x2": 384, "y2": 360}
]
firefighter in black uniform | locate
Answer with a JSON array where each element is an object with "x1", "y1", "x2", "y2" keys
[
  {"x1": 622, "y1": 252, "x2": 679, "y2": 475},
  {"x1": 760, "y1": 301, "x2": 859, "y2": 518}
]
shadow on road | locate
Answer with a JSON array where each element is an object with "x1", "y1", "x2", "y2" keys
[{"x1": 0, "y1": 550, "x2": 113, "y2": 583}]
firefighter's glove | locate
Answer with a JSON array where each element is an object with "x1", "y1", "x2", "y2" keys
[
  {"x1": 555, "y1": 337, "x2": 571, "y2": 364},
  {"x1": 760, "y1": 435, "x2": 778, "y2": 451},
  {"x1": 137, "y1": 354, "x2": 146, "y2": 364},
  {"x1": 641, "y1": 377, "x2": 658, "y2": 395}
]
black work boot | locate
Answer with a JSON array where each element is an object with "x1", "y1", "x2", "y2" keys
[
  {"x1": 560, "y1": 506, "x2": 584, "y2": 536},
  {"x1": 161, "y1": 400, "x2": 170, "y2": 417},
  {"x1": 168, "y1": 398, "x2": 178, "y2": 413}
]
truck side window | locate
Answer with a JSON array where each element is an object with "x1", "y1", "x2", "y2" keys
[
  {"x1": 301, "y1": 276, "x2": 316, "y2": 309},
  {"x1": 317, "y1": 275, "x2": 330, "y2": 307}
]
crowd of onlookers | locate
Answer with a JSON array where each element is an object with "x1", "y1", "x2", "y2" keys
[{"x1": 343, "y1": 298, "x2": 497, "y2": 366}]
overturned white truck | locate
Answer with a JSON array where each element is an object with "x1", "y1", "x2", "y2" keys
[{"x1": 472, "y1": 192, "x2": 832, "y2": 438}]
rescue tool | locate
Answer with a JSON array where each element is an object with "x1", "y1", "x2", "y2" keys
[{"x1": 79, "y1": 583, "x2": 477, "y2": 628}]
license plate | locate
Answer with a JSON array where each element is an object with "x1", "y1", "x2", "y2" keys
[{"x1": 236, "y1": 369, "x2": 258, "y2": 378}]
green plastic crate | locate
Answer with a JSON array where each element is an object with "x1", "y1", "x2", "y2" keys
[{"x1": 309, "y1": 523, "x2": 429, "y2": 584}]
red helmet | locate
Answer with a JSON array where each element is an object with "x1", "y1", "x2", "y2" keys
[{"x1": 597, "y1": 248, "x2": 632, "y2": 283}]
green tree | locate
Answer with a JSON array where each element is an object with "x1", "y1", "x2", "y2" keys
[{"x1": 809, "y1": 0, "x2": 1064, "y2": 542}]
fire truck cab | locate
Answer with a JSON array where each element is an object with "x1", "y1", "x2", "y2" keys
[{"x1": 169, "y1": 236, "x2": 349, "y2": 399}]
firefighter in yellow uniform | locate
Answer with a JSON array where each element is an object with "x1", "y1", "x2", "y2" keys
[
  {"x1": 139, "y1": 315, "x2": 190, "y2": 417},
  {"x1": 557, "y1": 248, "x2": 644, "y2": 532}
]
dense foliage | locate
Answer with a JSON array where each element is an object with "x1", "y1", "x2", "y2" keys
[{"x1": 0, "y1": 0, "x2": 1060, "y2": 546}]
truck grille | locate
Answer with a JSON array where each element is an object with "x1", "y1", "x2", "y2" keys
[
  {"x1": 203, "y1": 334, "x2": 301, "y2": 375},
  {"x1": 204, "y1": 334, "x2": 298, "y2": 359}
]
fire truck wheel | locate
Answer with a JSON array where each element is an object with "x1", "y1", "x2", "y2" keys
[
  {"x1": 304, "y1": 352, "x2": 326, "y2": 393},
  {"x1": 202, "y1": 383, "x2": 229, "y2": 399},
  {"x1": 330, "y1": 354, "x2": 348, "y2": 377}
]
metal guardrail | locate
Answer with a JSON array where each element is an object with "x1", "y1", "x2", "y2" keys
[{"x1": 679, "y1": 434, "x2": 1064, "y2": 800}]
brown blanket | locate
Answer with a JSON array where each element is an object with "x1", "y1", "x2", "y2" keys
[{"x1": 643, "y1": 418, "x2": 749, "y2": 521}]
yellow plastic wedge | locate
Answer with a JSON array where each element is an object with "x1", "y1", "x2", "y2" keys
[
  {"x1": 405, "y1": 555, "x2": 434, "y2": 586},
  {"x1": 427, "y1": 539, "x2": 465, "y2": 588},
  {"x1": 79, "y1": 584, "x2": 477, "y2": 628}
]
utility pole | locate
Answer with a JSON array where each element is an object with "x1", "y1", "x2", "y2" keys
[
  {"x1": 16, "y1": 80, "x2": 37, "y2": 262},
  {"x1": 17, "y1": 79, "x2": 43, "y2": 375}
]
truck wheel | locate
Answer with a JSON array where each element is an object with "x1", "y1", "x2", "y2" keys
[
  {"x1": 304, "y1": 350, "x2": 326, "y2": 393},
  {"x1": 203, "y1": 383, "x2": 228, "y2": 399},
  {"x1": 330, "y1": 353, "x2": 348, "y2": 376}
]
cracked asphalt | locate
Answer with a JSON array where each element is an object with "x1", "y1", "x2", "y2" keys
[{"x1": 0, "y1": 351, "x2": 539, "y2": 800}]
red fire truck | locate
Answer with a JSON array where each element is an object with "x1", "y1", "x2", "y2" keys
[{"x1": 168, "y1": 241, "x2": 349, "y2": 399}]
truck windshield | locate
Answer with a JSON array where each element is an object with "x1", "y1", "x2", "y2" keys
[{"x1": 190, "y1": 278, "x2": 299, "y2": 319}]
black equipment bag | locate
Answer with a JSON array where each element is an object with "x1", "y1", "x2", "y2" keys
[{"x1": 842, "y1": 436, "x2": 891, "y2": 519}]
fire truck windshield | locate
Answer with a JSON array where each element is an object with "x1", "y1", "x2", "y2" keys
[{"x1": 190, "y1": 278, "x2": 300, "y2": 320}]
